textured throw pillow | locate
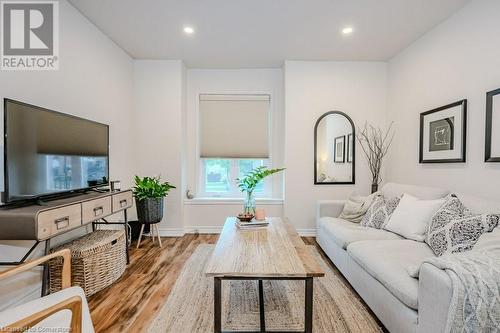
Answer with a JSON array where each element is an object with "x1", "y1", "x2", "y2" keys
[
  {"x1": 339, "y1": 192, "x2": 379, "y2": 223},
  {"x1": 384, "y1": 194, "x2": 446, "y2": 241},
  {"x1": 427, "y1": 214, "x2": 500, "y2": 256},
  {"x1": 426, "y1": 194, "x2": 471, "y2": 237},
  {"x1": 426, "y1": 194, "x2": 471, "y2": 254},
  {"x1": 360, "y1": 194, "x2": 400, "y2": 229}
]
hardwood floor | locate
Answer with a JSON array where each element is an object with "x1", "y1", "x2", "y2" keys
[{"x1": 88, "y1": 235, "x2": 324, "y2": 332}]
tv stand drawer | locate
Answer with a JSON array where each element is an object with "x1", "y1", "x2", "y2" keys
[
  {"x1": 82, "y1": 196, "x2": 112, "y2": 224},
  {"x1": 38, "y1": 204, "x2": 82, "y2": 238},
  {"x1": 112, "y1": 191, "x2": 133, "y2": 213}
]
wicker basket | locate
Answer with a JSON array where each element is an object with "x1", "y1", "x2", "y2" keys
[{"x1": 49, "y1": 230, "x2": 126, "y2": 297}]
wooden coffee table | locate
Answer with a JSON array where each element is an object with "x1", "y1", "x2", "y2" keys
[{"x1": 205, "y1": 217, "x2": 325, "y2": 333}]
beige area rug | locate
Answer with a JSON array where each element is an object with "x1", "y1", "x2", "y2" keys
[{"x1": 148, "y1": 244, "x2": 383, "y2": 332}]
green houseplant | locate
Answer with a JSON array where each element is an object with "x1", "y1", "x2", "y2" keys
[
  {"x1": 133, "y1": 176, "x2": 176, "y2": 224},
  {"x1": 236, "y1": 166, "x2": 285, "y2": 217}
]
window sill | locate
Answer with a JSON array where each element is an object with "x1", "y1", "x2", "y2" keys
[{"x1": 184, "y1": 197, "x2": 284, "y2": 205}]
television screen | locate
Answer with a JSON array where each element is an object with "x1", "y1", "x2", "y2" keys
[{"x1": 3, "y1": 99, "x2": 109, "y2": 203}]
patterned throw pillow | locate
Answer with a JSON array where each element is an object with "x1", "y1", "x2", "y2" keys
[
  {"x1": 427, "y1": 195, "x2": 471, "y2": 236},
  {"x1": 361, "y1": 195, "x2": 401, "y2": 229},
  {"x1": 427, "y1": 214, "x2": 500, "y2": 256}
]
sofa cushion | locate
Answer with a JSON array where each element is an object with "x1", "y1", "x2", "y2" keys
[
  {"x1": 381, "y1": 182, "x2": 449, "y2": 200},
  {"x1": 474, "y1": 227, "x2": 500, "y2": 253},
  {"x1": 454, "y1": 193, "x2": 500, "y2": 214},
  {"x1": 347, "y1": 240, "x2": 435, "y2": 310},
  {"x1": 318, "y1": 217, "x2": 402, "y2": 250}
]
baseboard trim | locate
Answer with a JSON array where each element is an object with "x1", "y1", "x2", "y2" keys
[
  {"x1": 157, "y1": 228, "x2": 186, "y2": 237},
  {"x1": 158, "y1": 227, "x2": 316, "y2": 237},
  {"x1": 296, "y1": 229, "x2": 317, "y2": 237}
]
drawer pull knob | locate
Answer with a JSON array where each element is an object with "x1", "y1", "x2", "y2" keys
[
  {"x1": 120, "y1": 199, "x2": 128, "y2": 207},
  {"x1": 93, "y1": 206, "x2": 104, "y2": 216},
  {"x1": 54, "y1": 216, "x2": 70, "y2": 230}
]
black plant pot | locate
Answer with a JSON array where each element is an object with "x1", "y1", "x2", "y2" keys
[
  {"x1": 136, "y1": 197, "x2": 164, "y2": 224},
  {"x1": 371, "y1": 184, "x2": 379, "y2": 194}
]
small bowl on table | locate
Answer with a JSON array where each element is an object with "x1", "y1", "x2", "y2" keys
[{"x1": 237, "y1": 213, "x2": 254, "y2": 222}]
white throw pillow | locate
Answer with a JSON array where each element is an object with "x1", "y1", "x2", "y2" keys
[{"x1": 384, "y1": 193, "x2": 445, "y2": 241}]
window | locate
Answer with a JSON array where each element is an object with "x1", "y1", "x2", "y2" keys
[
  {"x1": 198, "y1": 94, "x2": 273, "y2": 198},
  {"x1": 200, "y1": 158, "x2": 270, "y2": 197},
  {"x1": 46, "y1": 155, "x2": 107, "y2": 191}
]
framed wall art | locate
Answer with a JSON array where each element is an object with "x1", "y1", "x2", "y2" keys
[
  {"x1": 485, "y1": 88, "x2": 500, "y2": 162},
  {"x1": 419, "y1": 100, "x2": 467, "y2": 163},
  {"x1": 333, "y1": 135, "x2": 345, "y2": 163},
  {"x1": 347, "y1": 133, "x2": 353, "y2": 163}
]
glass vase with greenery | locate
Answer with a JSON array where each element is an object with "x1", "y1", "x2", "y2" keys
[
  {"x1": 236, "y1": 166, "x2": 285, "y2": 217},
  {"x1": 133, "y1": 176, "x2": 176, "y2": 224}
]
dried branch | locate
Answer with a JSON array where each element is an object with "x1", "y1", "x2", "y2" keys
[{"x1": 356, "y1": 122, "x2": 395, "y2": 186}]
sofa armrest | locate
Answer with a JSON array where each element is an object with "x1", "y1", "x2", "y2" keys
[
  {"x1": 417, "y1": 263, "x2": 453, "y2": 333},
  {"x1": 317, "y1": 200, "x2": 345, "y2": 219}
]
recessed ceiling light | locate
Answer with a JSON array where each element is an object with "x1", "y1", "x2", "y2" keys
[
  {"x1": 183, "y1": 26, "x2": 195, "y2": 35},
  {"x1": 342, "y1": 26, "x2": 354, "y2": 35}
]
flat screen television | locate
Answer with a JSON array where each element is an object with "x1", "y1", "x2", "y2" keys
[{"x1": 3, "y1": 99, "x2": 109, "y2": 203}]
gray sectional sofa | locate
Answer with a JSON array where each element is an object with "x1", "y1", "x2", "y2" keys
[{"x1": 316, "y1": 182, "x2": 500, "y2": 333}]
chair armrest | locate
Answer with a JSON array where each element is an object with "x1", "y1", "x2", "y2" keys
[
  {"x1": 316, "y1": 200, "x2": 345, "y2": 219},
  {"x1": 417, "y1": 263, "x2": 453, "y2": 333},
  {"x1": 0, "y1": 249, "x2": 71, "y2": 289},
  {"x1": 3, "y1": 295, "x2": 82, "y2": 333}
]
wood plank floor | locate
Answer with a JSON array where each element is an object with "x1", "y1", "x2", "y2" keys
[{"x1": 88, "y1": 234, "x2": 357, "y2": 332}]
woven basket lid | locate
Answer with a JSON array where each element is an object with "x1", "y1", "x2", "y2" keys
[{"x1": 51, "y1": 230, "x2": 124, "y2": 255}]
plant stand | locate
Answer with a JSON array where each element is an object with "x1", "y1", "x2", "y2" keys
[{"x1": 136, "y1": 223, "x2": 162, "y2": 248}]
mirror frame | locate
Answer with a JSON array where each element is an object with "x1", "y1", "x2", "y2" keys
[
  {"x1": 314, "y1": 111, "x2": 356, "y2": 185},
  {"x1": 485, "y1": 88, "x2": 500, "y2": 162}
]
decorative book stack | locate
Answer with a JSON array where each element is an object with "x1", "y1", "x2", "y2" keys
[{"x1": 236, "y1": 218, "x2": 269, "y2": 229}]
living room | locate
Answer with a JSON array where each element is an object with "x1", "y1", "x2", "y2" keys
[{"x1": 0, "y1": 0, "x2": 499, "y2": 332}]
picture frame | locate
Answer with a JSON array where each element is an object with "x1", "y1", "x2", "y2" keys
[
  {"x1": 485, "y1": 88, "x2": 500, "y2": 162},
  {"x1": 333, "y1": 135, "x2": 345, "y2": 163},
  {"x1": 347, "y1": 133, "x2": 353, "y2": 163},
  {"x1": 419, "y1": 100, "x2": 467, "y2": 163}
]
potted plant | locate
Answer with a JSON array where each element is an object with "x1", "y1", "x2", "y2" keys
[
  {"x1": 356, "y1": 122, "x2": 395, "y2": 193},
  {"x1": 236, "y1": 166, "x2": 285, "y2": 220},
  {"x1": 133, "y1": 176, "x2": 176, "y2": 224}
]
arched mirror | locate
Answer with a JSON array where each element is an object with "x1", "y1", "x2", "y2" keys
[{"x1": 314, "y1": 111, "x2": 355, "y2": 184}]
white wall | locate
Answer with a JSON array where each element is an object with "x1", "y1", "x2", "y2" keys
[
  {"x1": 284, "y1": 61, "x2": 388, "y2": 230},
  {"x1": 132, "y1": 60, "x2": 185, "y2": 231},
  {"x1": 0, "y1": 0, "x2": 134, "y2": 309},
  {"x1": 183, "y1": 69, "x2": 284, "y2": 231},
  {"x1": 387, "y1": 0, "x2": 500, "y2": 200}
]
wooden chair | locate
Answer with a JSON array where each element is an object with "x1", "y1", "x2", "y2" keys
[{"x1": 0, "y1": 249, "x2": 94, "y2": 333}]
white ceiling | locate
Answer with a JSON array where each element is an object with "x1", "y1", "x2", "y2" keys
[{"x1": 69, "y1": 0, "x2": 469, "y2": 68}]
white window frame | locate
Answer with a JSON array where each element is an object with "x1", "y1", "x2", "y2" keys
[
  {"x1": 195, "y1": 92, "x2": 275, "y2": 199},
  {"x1": 198, "y1": 158, "x2": 272, "y2": 198}
]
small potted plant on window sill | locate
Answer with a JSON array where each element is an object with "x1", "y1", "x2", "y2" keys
[
  {"x1": 133, "y1": 175, "x2": 176, "y2": 225},
  {"x1": 236, "y1": 166, "x2": 285, "y2": 221}
]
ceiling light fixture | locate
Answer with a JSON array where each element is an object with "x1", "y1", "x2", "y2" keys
[
  {"x1": 342, "y1": 26, "x2": 354, "y2": 35},
  {"x1": 183, "y1": 26, "x2": 195, "y2": 35}
]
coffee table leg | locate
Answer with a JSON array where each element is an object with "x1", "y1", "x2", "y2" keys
[
  {"x1": 258, "y1": 279, "x2": 266, "y2": 332},
  {"x1": 214, "y1": 277, "x2": 222, "y2": 333},
  {"x1": 305, "y1": 277, "x2": 313, "y2": 333}
]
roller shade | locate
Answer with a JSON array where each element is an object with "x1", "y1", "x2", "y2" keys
[{"x1": 199, "y1": 94, "x2": 270, "y2": 158}]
